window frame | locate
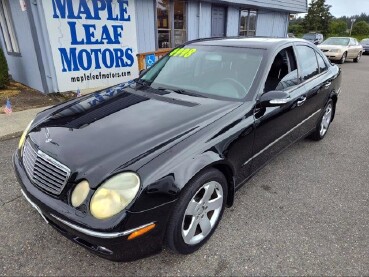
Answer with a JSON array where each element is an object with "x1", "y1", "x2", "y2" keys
[
  {"x1": 0, "y1": 0, "x2": 20, "y2": 56},
  {"x1": 294, "y1": 44, "x2": 320, "y2": 82},
  {"x1": 155, "y1": 0, "x2": 188, "y2": 50},
  {"x1": 315, "y1": 51, "x2": 328, "y2": 74},
  {"x1": 263, "y1": 46, "x2": 301, "y2": 93},
  {"x1": 239, "y1": 9, "x2": 258, "y2": 37}
]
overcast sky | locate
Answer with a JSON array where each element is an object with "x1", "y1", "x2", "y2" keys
[{"x1": 308, "y1": 0, "x2": 369, "y2": 17}]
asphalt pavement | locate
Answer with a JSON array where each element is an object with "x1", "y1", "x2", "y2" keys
[{"x1": 1, "y1": 56, "x2": 369, "y2": 276}]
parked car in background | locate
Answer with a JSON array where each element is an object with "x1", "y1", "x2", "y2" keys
[
  {"x1": 287, "y1": 33, "x2": 296, "y2": 38},
  {"x1": 303, "y1": 33, "x2": 324, "y2": 45},
  {"x1": 360, "y1": 38, "x2": 369, "y2": 54},
  {"x1": 318, "y1": 37, "x2": 364, "y2": 64},
  {"x1": 14, "y1": 38, "x2": 342, "y2": 262}
]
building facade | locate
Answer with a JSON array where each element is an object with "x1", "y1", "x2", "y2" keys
[{"x1": 0, "y1": 0, "x2": 307, "y2": 93}]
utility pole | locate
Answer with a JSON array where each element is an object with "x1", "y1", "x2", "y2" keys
[{"x1": 350, "y1": 18, "x2": 356, "y2": 36}]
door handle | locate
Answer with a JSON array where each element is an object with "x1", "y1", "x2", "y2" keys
[
  {"x1": 297, "y1": 96, "x2": 307, "y2": 107},
  {"x1": 324, "y1": 82, "x2": 332, "y2": 89}
]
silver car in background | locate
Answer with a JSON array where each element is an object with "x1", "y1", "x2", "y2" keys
[{"x1": 318, "y1": 37, "x2": 364, "y2": 64}]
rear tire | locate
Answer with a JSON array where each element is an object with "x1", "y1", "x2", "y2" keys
[
  {"x1": 354, "y1": 52, "x2": 362, "y2": 63},
  {"x1": 309, "y1": 99, "x2": 334, "y2": 141},
  {"x1": 339, "y1": 52, "x2": 347, "y2": 64},
  {"x1": 166, "y1": 168, "x2": 227, "y2": 254}
]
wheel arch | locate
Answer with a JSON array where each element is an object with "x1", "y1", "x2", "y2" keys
[
  {"x1": 330, "y1": 91, "x2": 338, "y2": 121},
  {"x1": 178, "y1": 158, "x2": 236, "y2": 209}
]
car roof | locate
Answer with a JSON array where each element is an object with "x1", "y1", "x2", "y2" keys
[{"x1": 188, "y1": 37, "x2": 307, "y2": 51}]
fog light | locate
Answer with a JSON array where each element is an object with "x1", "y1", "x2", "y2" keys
[{"x1": 71, "y1": 180, "x2": 90, "y2": 207}]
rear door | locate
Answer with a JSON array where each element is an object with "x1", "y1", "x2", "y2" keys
[{"x1": 293, "y1": 44, "x2": 332, "y2": 136}]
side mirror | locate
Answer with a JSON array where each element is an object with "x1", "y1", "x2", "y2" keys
[{"x1": 259, "y1": 90, "x2": 291, "y2": 107}]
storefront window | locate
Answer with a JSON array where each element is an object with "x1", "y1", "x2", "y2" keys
[
  {"x1": 239, "y1": 9, "x2": 257, "y2": 37},
  {"x1": 173, "y1": 1, "x2": 186, "y2": 47},
  {"x1": 157, "y1": 0, "x2": 186, "y2": 49},
  {"x1": 0, "y1": 0, "x2": 20, "y2": 54},
  {"x1": 157, "y1": 0, "x2": 171, "y2": 49}
]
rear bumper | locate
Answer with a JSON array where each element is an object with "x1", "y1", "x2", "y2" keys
[{"x1": 13, "y1": 151, "x2": 174, "y2": 262}]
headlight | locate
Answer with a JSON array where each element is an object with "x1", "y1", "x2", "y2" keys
[
  {"x1": 90, "y1": 173, "x2": 140, "y2": 219},
  {"x1": 71, "y1": 180, "x2": 90, "y2": 207},
  {"x1": 330, "y1": 49, "x2": 340, "y2": 53},
  {"x1": 18, "y1": 120, "x2": 34, "y2": 153}
]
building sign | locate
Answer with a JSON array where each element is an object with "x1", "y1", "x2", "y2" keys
[{"x1": 42, "y1": 0, "x2": 139, "y2": 92}]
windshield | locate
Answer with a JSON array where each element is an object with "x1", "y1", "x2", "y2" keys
[
  {"x1": 361, "y1": 39, "x2": 369, "y2": 44},
  {"x1": 322, "y1": 38, "x2": 350, "y2": 46},
  {"x1": 140, "y1": 45, "x2": 264, "y2": 100},
  {"x1": 303, "y1": 34, "x2": 316, "y2": 39}
]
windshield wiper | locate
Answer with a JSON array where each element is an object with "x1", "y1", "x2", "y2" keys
[
  {"x1": 135, "y1": 78, "x2": 152, "y2": 87},
  {"x1": 156, "y1": 87, "x2": 207, "y2": 98}
]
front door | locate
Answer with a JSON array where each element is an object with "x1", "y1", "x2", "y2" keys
[
  {"x1": 211, "y1": 6, "x2": 226, "y2": 37},
  {"x1": 251, "y1": 46, "x2": 308, "y2": 172}
]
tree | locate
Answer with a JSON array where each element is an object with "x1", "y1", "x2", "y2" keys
[
  {"x1": 352, "y1": 21, "x2": 369, "y2": 35},
  {"x1": 303, "y1": 0, "x2": 333, "y2": 36},
  {"x1": 329, "y1": 20, "x2": 348, "y2": 35},
  {"x1": 0, "y1": 47, "x2": 9, "y2": 89},
  {"x1": 288, "y1": 23, "x2": 304, "y2": 35}
]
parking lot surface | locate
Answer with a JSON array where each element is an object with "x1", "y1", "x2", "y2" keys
[{"x1": 1, "y1": 57, "x2": 369, "y2": 276}]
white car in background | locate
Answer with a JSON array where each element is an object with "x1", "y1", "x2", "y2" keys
[{"x1": 318, "y1": 37, "x2": 364, "y2": 64}]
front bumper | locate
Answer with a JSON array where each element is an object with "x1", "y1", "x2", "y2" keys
[
  {"x1": 13, "y1": 151, "x2": 174, "y2": 262},
  {"x1": 322, "y1": 51, "x2": 343, "y2": 61}
]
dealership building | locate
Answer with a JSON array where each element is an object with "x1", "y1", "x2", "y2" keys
[{"x1": 0, "y1": 0, "x2": 307, "y2": 93}]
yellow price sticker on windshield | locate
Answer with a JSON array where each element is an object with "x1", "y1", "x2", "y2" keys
[{"x1": 169, "y1": 48, "x2": 197, "y2": 58}]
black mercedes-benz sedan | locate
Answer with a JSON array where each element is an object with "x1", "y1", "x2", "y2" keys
[{"x1": 14, "y1": 38, "x2": 342, "y2": 261}]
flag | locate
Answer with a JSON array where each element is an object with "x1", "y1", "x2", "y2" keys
[
  {"x1": 4, "y1": 99, "x2": 12, "y2": 115},
  {"x1": 76, "y1": 88, "x2": 81, "y2": 97}
]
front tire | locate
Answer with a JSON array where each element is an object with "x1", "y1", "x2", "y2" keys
[
  {"x1": 339, "y1": 52, "x2": 347, "y2": 64},
  {"x1": 309, "y1": 99, "x2": 334, "y2": 141},
  {"x1": 166, "y1": 168, "x2": 227, "y2": 254}
]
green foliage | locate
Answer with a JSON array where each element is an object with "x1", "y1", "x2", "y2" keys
[
  {"x1": 329, "y1": 20, "x2": 348, "y2": 35},
  {"x1": 288, "y1": 23, "x2": 304, "y2": 35},
  {"x1": 352, "y1": 21, "x2": 369, "y2": 35},
  {"x1": 0, "y1": 48, "x2": 9, "y2": 89},
  {"x1": 303, "y1": 0, "x2": 333, "y2": 36}
]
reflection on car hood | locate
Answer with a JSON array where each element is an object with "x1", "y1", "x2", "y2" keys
[
  {"x1": 318, "y1": 45, "x2": 347, "y2": 50},
  {"x1": 28, "y1": 83, "x2": 241, "y2": 187}
]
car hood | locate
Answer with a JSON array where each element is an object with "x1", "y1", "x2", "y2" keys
[
  {"x1": 318, "y1": 45, "x2": 347, "y2": 51},
  {"x1": 28, "y1": 84, "x2": 241, "y2": 188}
]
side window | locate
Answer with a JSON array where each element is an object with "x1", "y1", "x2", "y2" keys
[
  {"x1": 295, "y1": 46, "x2": 319, "y2": 81},
  {"x1": 264, "y1": 47, "x2": 300, "y2": 92},
  {"x1": 316, "y1": 52, "x2": 328, "y2": 73}
]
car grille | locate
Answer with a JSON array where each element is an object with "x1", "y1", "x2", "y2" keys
[{"x1": 22, "y1": 139, "x2": 71, "y2": 195}]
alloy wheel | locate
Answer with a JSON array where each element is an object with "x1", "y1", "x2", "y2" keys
[
  {"x1": 320, "y1": 103, "x2": 333, "y2": 137},
  {"x1": 181, "y1": 181, "x2": 224, "y2": 245}
]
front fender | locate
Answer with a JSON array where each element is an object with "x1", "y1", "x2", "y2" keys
[{"x1": 130, "y1": 150, "x2": 236, "y2": 213}]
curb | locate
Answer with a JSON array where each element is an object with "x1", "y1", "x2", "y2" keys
[{"x1": 0, "y1": 131, "x2": 22, "y2": 142}]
